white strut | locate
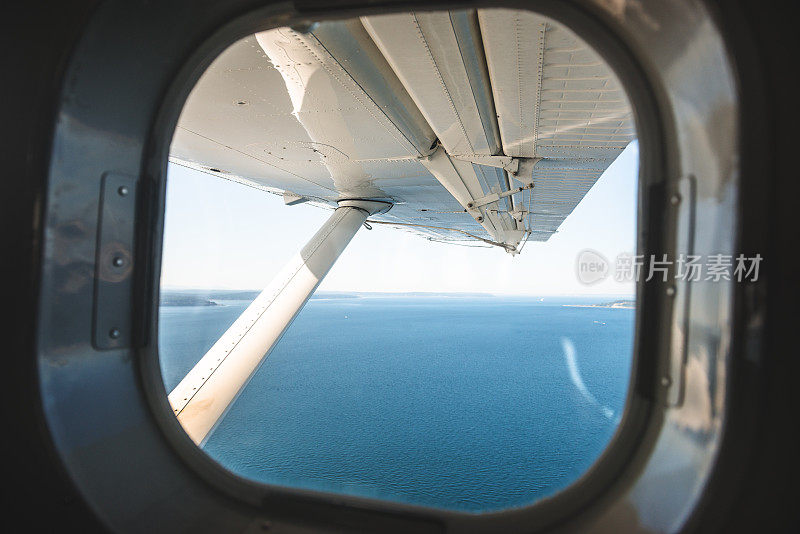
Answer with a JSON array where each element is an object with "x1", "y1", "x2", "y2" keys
[{"x1": 168, "y1": 199, "x2": 390, "y2": 445}]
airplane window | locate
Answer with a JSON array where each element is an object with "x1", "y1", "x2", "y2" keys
[{"x1": 159, "y1": 8, "x2": 638, "y2": 512}]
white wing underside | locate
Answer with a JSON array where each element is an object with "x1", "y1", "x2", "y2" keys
[{"x1": 170, "y1": 9, "x2": 634, "y2": 249}]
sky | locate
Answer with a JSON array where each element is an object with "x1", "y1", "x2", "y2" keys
[{"x1": 160, "y1": 141, "x2": 638, "y2": 296}]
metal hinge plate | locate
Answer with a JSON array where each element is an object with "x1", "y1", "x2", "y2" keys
[{"x1": 92, "y1": 173, "x2": 137, "y2": 350}]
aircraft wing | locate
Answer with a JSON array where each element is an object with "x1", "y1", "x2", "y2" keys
[{"x1": 170, "y1": 9, "x2": 634, "y2": 251}]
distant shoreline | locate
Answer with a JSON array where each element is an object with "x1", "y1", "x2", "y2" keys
[
  {"x1": 563, "y1": 299, "x2": 635, "y2": 310},
  {"x1": 160, "y1": 289, "x2": 635, "y2": 308},
  {"x1": 160, "y1": 289, "x2": 495, "y2": 306}
]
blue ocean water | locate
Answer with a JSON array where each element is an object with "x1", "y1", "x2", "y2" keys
[{"x1": 159, "y1": 295, "x2": 633, "y2": 512}]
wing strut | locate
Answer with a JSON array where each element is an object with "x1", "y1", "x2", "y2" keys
[{"x1": 168, "y1": 200, "x2": 390, "y2": 445}]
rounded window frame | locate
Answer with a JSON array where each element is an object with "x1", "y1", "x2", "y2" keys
[{"x1": 34, "y1": 0, "x2": 741, "y2": 531}]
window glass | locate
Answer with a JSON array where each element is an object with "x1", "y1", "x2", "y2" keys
[{"x1": 160, "y1": 8, "x2": 638, "y2": 512}]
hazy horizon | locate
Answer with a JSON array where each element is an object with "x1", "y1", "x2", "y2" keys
[
  {"x1": 161, "y1": 142, "x2": 639, "y2": 296},
  {"x1": 160, "y1": 286, "x2": 635, "y2": 298}
]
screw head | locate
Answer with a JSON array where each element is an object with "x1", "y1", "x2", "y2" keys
[
  {"x1": 112, "y1": 257, "x2": 124, "y2": 267},
  {"x1": 666, "y1": 286, "x2": 676, "y2": 297},
  {"x1": 109, "y1": 328, "x2": 121, "y2": 339},
  {"x1": 118, "y1": 185, "x2": 129, "y2": 197},
  {"x1": 660, "y1": 376, "x2": 671, "y2": 387},
  {"x1": 476, "y1": 216, "x2": 484, "y2": 222},
  {"x1": 670, "y1": 193, "x2": 681, "y2": 206}
]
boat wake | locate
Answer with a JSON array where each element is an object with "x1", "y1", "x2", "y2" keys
[{"x1": 561, "y1": 337, "x2": 616, "y2": 421}]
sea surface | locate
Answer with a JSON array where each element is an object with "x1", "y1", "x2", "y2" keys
[{"x1": 159, "y1": 295, "x2": 634, "y2": 512}]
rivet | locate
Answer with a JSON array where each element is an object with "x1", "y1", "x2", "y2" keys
[
  {"x1": 660, "y1": 376, "x2": 671, "y2": 387},
  {"x1": 109, "y1": 328, "x2": 121, "y2": 339},
  {"x1": 112, "y1": 257, "x2": 124, "y2": 267},
  {"x1": 117, "y1": 186, "x2": 129, "y2": 197},
  {"x1": 670, "y1": 193, "x2": 681, "y2": 206},
  {"x1": 666, "y1": 286, "x2": 676, "y2": 297}
]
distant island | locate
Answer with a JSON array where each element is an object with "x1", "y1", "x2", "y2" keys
[
  {"x1": 159, "y1": 293, "x2": 219, "y2": 307},
  {"x1": 563, "y1": 299, "x2": 635, "y2": 309},
  {"x1": 160, "y1": 289, "x2": 256, "y2": 307}
]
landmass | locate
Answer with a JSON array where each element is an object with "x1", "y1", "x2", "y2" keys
[
  {"x1": 563, "y1": 299, "x2": 635, "y2": 309},
  {"x1": 159, "y1": 293, "x2": 219, "y2": 307}
]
